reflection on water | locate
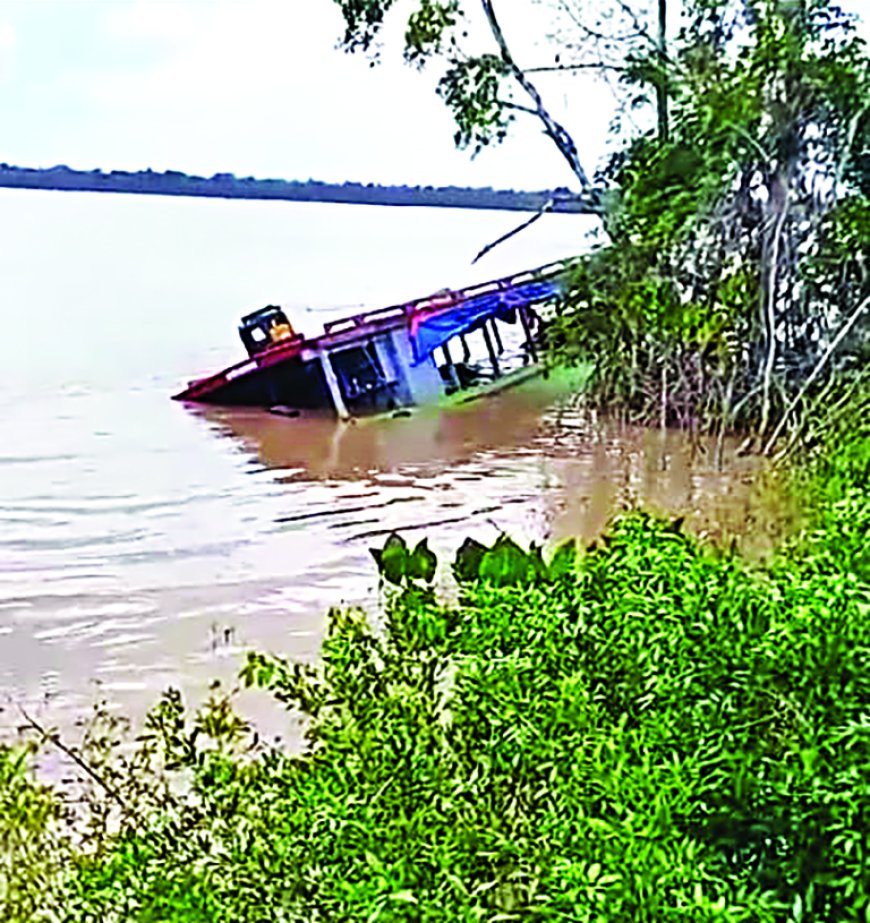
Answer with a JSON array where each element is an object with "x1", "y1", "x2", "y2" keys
[
  {"x1": 195, "y1": 376, "x2": 786, "y2": 551},
  {"x1": 193, "y1": 376, "x2": 578, "y2": 481}
]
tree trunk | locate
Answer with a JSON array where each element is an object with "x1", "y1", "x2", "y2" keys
[
  {"x1": 657, "y1": 0, "x2": 669, "y2": 142},
  {"x1": 758, "y1": 172, "x2": 788, "y2": 436},
  {"x1": 480, "y1": 0, "x2": 591, "y2": 190}
]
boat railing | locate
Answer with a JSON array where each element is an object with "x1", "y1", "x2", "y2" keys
[
  {"x1": 408, "y1": 258, "x2": 575, "y2": 319},
  {"x1": 320, "y1": 257, "x2": 577, "y2": 336},
  {"x1": 323, "y1": 259, "x2": 574, "y2": 334},
  {"x1": 322, "y1": 304, "x2": 408, "y2": 335}
]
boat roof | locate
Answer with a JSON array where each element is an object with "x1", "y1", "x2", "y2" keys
[{"x1": 312, "y1": 256, "x2": 574, "y2": 351}]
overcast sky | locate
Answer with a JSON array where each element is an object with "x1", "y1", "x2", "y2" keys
[{"x1": 0, "y1": 0, "x2": 866, "y2": 190}]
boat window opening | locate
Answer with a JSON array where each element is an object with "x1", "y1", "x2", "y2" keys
[
  {"x1": 331, "y1": 342, "x2": 391, "y2": 402},
  {"x1": 438, "y1": 343, "x2": 461, "y2": 395},
  {"x1": 438, "y1": 336, "x2": 487, "y2": 392},
  {"x1": 490, "y1": 318, "x2": 504, "y2": 355},
  {"x1": 465, "y1": 320, "x2": 501, "y2": 380},
  {"x1": 518, "y1": 305, "x2": 538, "y2": 363}
]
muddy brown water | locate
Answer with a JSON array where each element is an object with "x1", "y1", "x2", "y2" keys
[
  {"x1": 0, "y1": 190, "x2": 790, "y2": 751},
  {"x1": 1, "y1": 375, "x2": 789, "y2": 748}
]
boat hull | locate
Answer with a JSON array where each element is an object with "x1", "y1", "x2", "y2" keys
[{"x1": 173, "y1": 353, "x2": 331, "y2": 408}]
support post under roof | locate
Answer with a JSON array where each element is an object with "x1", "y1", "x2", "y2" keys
[
  {"x1": 317, "y1": 351, "x2": 350, "y2": 420},
  {"x1": 481, "y1": 323, "x2": 501, "y2": 378}
]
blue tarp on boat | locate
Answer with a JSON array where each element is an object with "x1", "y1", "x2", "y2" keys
[{"x1": 411, "y1": 278, "x2": 564, "y2": 364}]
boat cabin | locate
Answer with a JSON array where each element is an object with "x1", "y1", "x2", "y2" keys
[{"x1": 239, "y1": 305, "x2": 300, "y2": 356}]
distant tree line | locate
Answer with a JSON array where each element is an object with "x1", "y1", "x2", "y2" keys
[{"x1": 0, "y1": 163, "x2": 597, "y2": 214}]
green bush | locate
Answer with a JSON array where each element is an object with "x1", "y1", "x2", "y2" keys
[{"x1": 0, "y1": 742, "x2": 69, "y2": 921}]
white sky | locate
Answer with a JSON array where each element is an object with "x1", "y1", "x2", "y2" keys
[{"x1": 0, "y1": 0, "x2": 866, "y2": 190}]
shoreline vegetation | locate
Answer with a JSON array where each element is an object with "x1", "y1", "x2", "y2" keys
[
  {"x1": 0, "y1": 163, "x2": 598, "y2": 214},
  {"x1": 2, "y1": 382, "x2": 868, "y2": 921}
]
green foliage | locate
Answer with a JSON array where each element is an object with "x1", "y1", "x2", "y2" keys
[
  {"x1": 330, "y1": 0, "x2": 589, "y2": 173},
  {"x1": 0, "y1": 742, "x2": 69, "y2": 922},
  {"x1": 547, "y1": 0, "x2": 870, "y2": 435},
  {"x1": 454, "y1": 534, "x2": 577, "y2": 586},
  {"x1": 804, "y1": 195, "x2": 870, "y2": 348},
  {"x1": 370, "y1": 532, "x2": 438, "y2": 586},
  {"x1": 438, "y1": 53, "x2": 513, "y2": 152},
  {"x1": 370, "y1": 532, "x2": 578, "y2": 588},
  {"x1": 404, "y1": 0, "x2": 461, "y2": 66},
  {"x1": 60, "y1": 685, "x2": 262, "y2": 922},
  {"x1": 332, "y1": 0, "x2": 400, "y2": 53},
  {"x1": 332, "y1": 0, "x2": 516, "y2": 155}
]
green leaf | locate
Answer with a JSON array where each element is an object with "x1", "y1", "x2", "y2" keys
[
  {"x1": 547, "y1": 538, "x2": 577, "y2": 579},
  {"x1": 479, "y1": 535, "x2": 534, "y2": 586},
  {"x1": 453, "y1": 536, "x2": 488, "y2": 583},
  {"x1": 372, "y1": 532, "x2": 409, "y2": 586},
  {"x1": 407, "y1": 538, "x2": 437, "y2": 583},
  {"x1": 527, "y1": 542, "x2": 548, "y2": 582}
]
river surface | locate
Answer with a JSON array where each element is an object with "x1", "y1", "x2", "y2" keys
[{"x1": 0, "y1": 188, "x2": 783, "y2": 742}]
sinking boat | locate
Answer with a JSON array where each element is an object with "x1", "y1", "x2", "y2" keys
[{"x1": 172, "y1": 259, "x2": 572, "y2": 418}]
